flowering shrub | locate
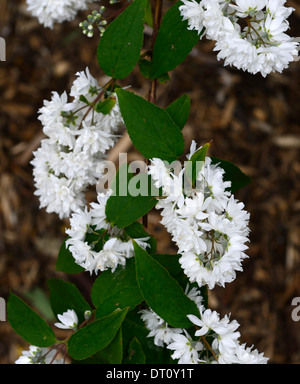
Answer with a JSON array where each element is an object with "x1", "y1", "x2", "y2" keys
[{"x1": 7, "y1": 0, "x2": 298, "y2": 364}]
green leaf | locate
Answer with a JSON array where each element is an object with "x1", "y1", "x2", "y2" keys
[
  {"x1": 123, "y1": 337, "x2": 146, "y2": 364},
  {"x1": 97, "y1": 0, "x2": 146, "y2": 79},
  {"x1": 95, "y1": 97, "x2": 116, "y2": 115},
  {"x1": 149, "y1": 1, "x2": 201, "y2": 79},
  {"x1": 145, "y1": 0, "x2": 153, "y2": 28},
  {"x1": 79, "y1": 95, "x2": 90, "y2": 105},
  {"x1": 185, "y1": 143, "x2": 210, "y2": 188},
  {"x1": 122, "y1": 310, "x2": 173, "y2": 364},
  {"x1": 116, "y1": 88, "x2": 185, "y2": 162},
  {"x1": 47, "y1": 278, "x2": 92, "y2": 324},
  {"x1": 67, "y1": 308, "x2": 128, "y2": 360},
  {"x1": 7, "y1": 292, "x2": 56, "y2": 347},
  {"x1": 105, "y1": 163, "x2": 158, "y2": 228},
  {"x1": 92, "y1": 258, "x2": 143, "y2": 318},
  {"x1": 139, "y1": 58, "x2": 152, "y2": 79},
  {"x1": 139, "y1": 59, "x2": 170, "y2": 83},
  {"x1": 94, "y1": 328, "x2": 123, "y2": 364},
  {"x1": 24, "y1": 288, "x2": 55, "y2": 322},
  {"x1": 56, "y1": 238, "x2": 84, "y2": 274},
  {"x1": 134, "y1": 243, "x2": 200, "y2": 328},
  {"x1": 210, "y1": 157, "x2": 252, "y2": 193},
  {"x1": 151, "y1": 254, "x2": 182, "y2": 280},
  {"x1": 157, "y1": 72, "x2": 171, "y2": 84},
  {"x1": 166, "y1": 94, "x2": 191, "y2": 131},
  {"x1": 75, "y1": 328, "x2": 123, "y2": 364},
  {"x1": 151, "y1": 254, "x2": 194, "y2": 290}
]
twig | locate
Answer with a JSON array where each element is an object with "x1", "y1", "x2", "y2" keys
[
  {"x1": 201, "y1": 336, "x2": 219, "y2": 364},
  {"x1": 143, "y1": 0, "x2": 163, "y2": 228}
]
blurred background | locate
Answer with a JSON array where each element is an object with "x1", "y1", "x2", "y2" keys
[{"x1": 0, "y1": 0, "x2": 299, "y2": 364}]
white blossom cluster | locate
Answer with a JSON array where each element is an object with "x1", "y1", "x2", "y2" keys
[
  {"x1": 15, "y1": 345, "x2": 64, "y2": 364},
  {"x1": 26, "y1": 0, "x2": 94, "y2": 29},
  {"x1": 140, "y1": 286, "x2": 268, "y2": 364},
  {"x1": 65, "y1": 189, "x2": 151, "y2": 274},
  {"x1": 31, "y1": 68, "x2": 124, "y2": 219},
  {"x1": 148, "y1": 141, "x2": 250, "y2": 290},
  {"x1": 179, "y1": 0, "x2": 299, "y2": 77}
]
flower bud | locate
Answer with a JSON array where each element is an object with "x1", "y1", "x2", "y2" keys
[{"x1": 84, "y1": 310, "x2": 92, "y2": 320}]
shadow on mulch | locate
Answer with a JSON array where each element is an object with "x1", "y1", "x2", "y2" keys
[{"x1": 0, "y1": 0, "x2": 299, "y2": 364}]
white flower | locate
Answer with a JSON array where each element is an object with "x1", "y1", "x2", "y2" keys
[
  {"x1": 185, "y1": 284, "x2": 203, "y2": 307},
  {"x1": 31, "y1": 141, "x2": 87, "y2": 219},
  {"x1": 90, "y1": 189, "x2": 112, "y2": 230},
  {"x1": 187, "y1": 308, "x2": 268, "y2": 364},
  {"x1": 140, "y1": 304, "x2": 266, "y2": 365},
  {"x1": 31, "y1": 68, "x2": 124, "y2": 219},
  {"x1": 66, "y1": 204, "x2": 103, "y2": 273},
  {"x1": 140, "y1": 308, "x2": 182, "y2": 347},
  {"x1": 68, "y1": 239, "x2": 98, "y2": 272},
  {"x1": 179, "y1": 0, "x2": 299, "y2": 77},
  {"x1": 233, "y1": 343, "x2": 269, "y2": 364},
  {"x1": 140, "y1": 308, "x2": 165, "y2": 331},
  {"x1": 94, "y1": 237, "x2": 127, "y2": 273},
  {"x1": 70, "y1": 67, "x2": 100, "y2": 101},
  {"x1": 148, "y1": 158, "x2": 184, "y2": 205},
  {"x1": 119, "y1": 237, "x2": 150, "y2": 259},
  {"x1": 266, "y1": 0, "x2": 294, "y2": 19},
  {"x1": 230, "y1": 0, "x2": 266, "y2": 18},
  {"x1": 179, "y1": 0, "x2": 205, "y2": 34},
  {"x1": 256, "y1": 41, "x2": 298, "y2": 78},
  {"x1": 65, "y1": 188, "x2": 152, "y2": 275},
  {"x1": 15, "y1": 346, "x2": 64, "y2": 364},
  {"x1": 149, "y1": 142, "x2": 250, "y2": 289},
  {"x1": 26, "y1": 0, "x2": 94, "y2": 29},
  {"x1": 188, "y1": 309, "x2": 222, "y2": 337},
  {"x1": 176, "y1": 192, "x2": 210, "y2": 220},
  {"x1": 167, "y1": 331, "x2": 203, "y2": 364},
  {"x1": 171, "y1": 220, "x2": 207, "y2": 255},
  {"x1": 148, "y1": 158, "x2": 173, "y2": 190},
  {"x1": 202, "y1": 0, "x2": 228, "y2": 41},
  {"x1": 224, "y1": 195, "x2": 250, "y2": 234},
  {"x1": 54, "y1": 309, "x2": 78, "y2": 330},
  {"x1": 66, "y1": 206, "x2": 92, "y2": 241},
  {"x1": 38, "y1": 91, "x2": 75, "y2": 149},
  {"x1": 216, "y1": 315, "x2": 241, "y2": 363},
  {"x1": 197, "y1": 157, "x2": 231, "y2": 212},
  {"x1": 74, "y1": 122, "x2": 115, "y2": 156}
]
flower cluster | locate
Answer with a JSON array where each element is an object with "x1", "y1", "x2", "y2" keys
[
  {"x1": 179, "y1": 0, "x2": 299, "y2": 77},
  {"x1": 31, "y1": 68, "x2": 124, "y2": 219},
  {"x1": 79, "y1": 7, "x2": 108, "y2": 37},
  {"x1": 140, "y1": 286, "x2": 268, "y2": 364},
  {"x1": 65, "y1": 189, "x2": 151, "y2": 274},
  {"x1": 148, "y1": 141, "x2": 250, "y2": 290},
  {"x1": 26, "y1": 0, "x2": 95, "y2": 29},
  {"x1": 15, "y1": 345, "x2": 64, "y2": 364}
]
